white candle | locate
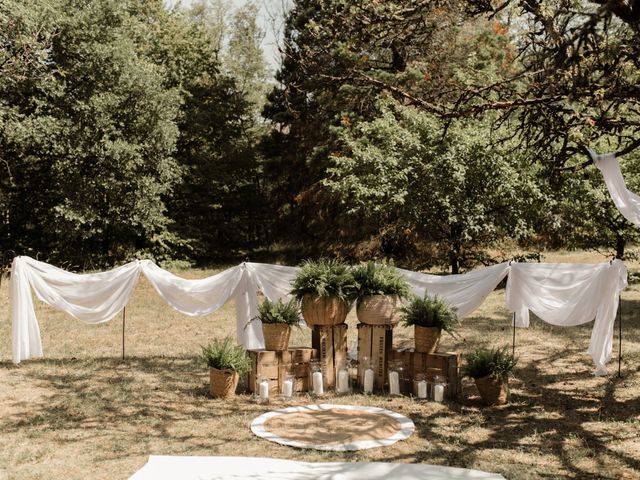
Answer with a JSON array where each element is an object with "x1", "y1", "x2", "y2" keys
[
  {"x1": 312, "y1": 371, "x2": 324, "y2": 395},
  {"x1": 417, "y1": 380, "x2": 427, "y2": 399},
  {"x1": 363, "y1": 368, "x2": 374, "y2": 394},
  {"x1": 259, "y1": 380, "x2": 269, "y2": 400},
  {"x1": 389, "y1": 371, "x2": 400, "y2": 395},
  {"x1": 434, "y1": 384, "x2": 445, "y2": 402},
  {"x1": 282, "y1": 379, "x2": 293, "y2": 398},
  {"x1": 337, "y1": 369, "x2": 349, "y2": 393}
]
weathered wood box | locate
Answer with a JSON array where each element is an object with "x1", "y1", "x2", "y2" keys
[
  {"x1": 357, "y1": 324, "x2": 394, "y2": 391},
  {"x1": 311, "y1": 324, "x2": 348, "y2": 389},
  {"x1": 247, "y1": 348, "x2": 318, "y2": 395},
  {"x1": 390, "y1": 349, "x2": 461, "y2": 399}
]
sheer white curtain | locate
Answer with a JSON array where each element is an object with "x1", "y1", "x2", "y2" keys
[
  {"x1": 506, "y1": 260, "x2": 627, "y2": 375},
  {"x1": 589, "y1": 148, "x2": 640, "y2": 227}
]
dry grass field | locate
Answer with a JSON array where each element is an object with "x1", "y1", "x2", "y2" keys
[{"x1": 1, "y1": 251, "x2": 639, "y2": 479}]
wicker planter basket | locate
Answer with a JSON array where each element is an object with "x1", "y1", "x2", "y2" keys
[
  {"x1": 301, "y1": 294, "x2": 348, "y2": 326},
  {"x1": 414, "y1": 325, "x2": 441, "y2": 353},
  {"x1": 356, "y1": 294, "x2": 402, "y2": 325},
  {"x1": 475, "y1": 375, "x2": 509, "y2": 406},
  {"x1": 262, "y1": 323, "x2": 291, "y2": 351},
  {"x1": 209, "y1": 367, "x2": 240, "y2": 399}
]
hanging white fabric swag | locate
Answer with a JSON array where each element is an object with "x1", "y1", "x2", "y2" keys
[{"x1": 589, "y1": 149, "x2": 640, "y2": 228}]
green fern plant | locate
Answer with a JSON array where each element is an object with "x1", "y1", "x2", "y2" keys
[
  {"x1": 201, "y1": 337, "x2": 251, "y2": 375},
  {"x1": 401, "y1": 294, "x2": 460, "y2": 335},
  {"x1": 291, "y1": 258, "x2": 358, "y2": 302},
  {"x1": 255, "y1": 298, "x2": 300, "y2": 325},
  {"x1": 352, "y1": 261, "x2": 412, "y2": 301},
  {"x1": 463, "y1": 346, "x2": 517, "y2": 381}
]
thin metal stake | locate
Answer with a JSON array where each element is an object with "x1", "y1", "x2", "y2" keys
[
  {"x1": 618, "y1": 296, "x2": 622, "y2": 378},
  {"x1": 512, "y1": 312, "x2": 516, "y2": 357},
  {"x1": 122, "y1": 306, "x2": 126, "y2": 360}
]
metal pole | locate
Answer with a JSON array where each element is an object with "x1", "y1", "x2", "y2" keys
[
  {"x1": 122, "y1": 306, "x2": 126, "y2": 360},
  {"x1": 618, "y1": 296, "x2": 622, "y2": 378},
  {"x1": 512, "y1": 312, "x2": 516, "y2": 357}
]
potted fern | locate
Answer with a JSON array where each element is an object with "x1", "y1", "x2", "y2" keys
[
  {"x1": 352, "y1": 262, "x2": 411, "y2": 325},
  {"x1": 255, "y1": 298, "x2": 300, "y2": 351},
  {"x1": 291, "y1": 258, "x2": 357, "y2": 326},
  {"x1": 401, "y1": 294, "x2": 459, "y2": 353},
  {"x1": 463, "y1": 346, "x2": 517, "y2": 406},
  {"x1": 201, "y1": 337, "x2": 251, "y2": 399}
]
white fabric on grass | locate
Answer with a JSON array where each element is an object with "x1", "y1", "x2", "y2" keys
[
  {"x1": 589, "y1": 149, "x2": 640, "y2": 227},
  {"x1": 129, "y1": 456, "x2": 506, "y2": 480},
  {"x1": 399, "y1": 262, "x2": 510, "y2": 318},
  {"x1": 506, "y1": 260, "x2": 627, "y2": 375}
]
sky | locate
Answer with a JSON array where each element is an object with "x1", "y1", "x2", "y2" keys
[{"x1": 166, "y1": 0, "x2": 290, "y2": 73}]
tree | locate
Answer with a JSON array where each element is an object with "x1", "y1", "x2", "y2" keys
[{"x1": 324, "y1": 98, "x2": 544, "y2": 272}]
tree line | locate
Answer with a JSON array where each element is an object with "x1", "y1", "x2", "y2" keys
[{"x1": 1, "y1": 0, "x2": 639, "y2": 272}]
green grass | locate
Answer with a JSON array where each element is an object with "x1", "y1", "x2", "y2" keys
[{"x1": 0, "y1": 251, "x2": 639, "y2": 479}]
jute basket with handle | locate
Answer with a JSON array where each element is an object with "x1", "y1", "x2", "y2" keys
[
  {"x1": 262, "y1": 323, "x2": 291, "y2": 351},
  {"x1": 301, "y1": 294, "x2": 348, "y2": 326},
  {"x1": 474, "y1": 375, "x2": 509, "y2": 406},
  {"x1": 356, "y1": 294, "x2": 402, "y2": 325},
  {"x1": 209, "y1": 367, "x2": 240, "y2": 399},
  {"x1": 414, "y1": 325, "x2": 441, "y2": 353}
]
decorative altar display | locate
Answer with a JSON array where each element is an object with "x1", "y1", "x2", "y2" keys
[
  {"x1": 250, "y1": 404, "x2": 415, "y2": 451},
  {"x1": 10, "y1": 256, "x2": 626, "y2": 374}
]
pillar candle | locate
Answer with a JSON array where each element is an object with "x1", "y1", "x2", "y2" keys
[
  {"x1": 283, "y1": 379, "x2": 293, "y2": 398},
  {"x1": 389, "y1": 371, "x2": 400, "y2": 395},
  {"x1": 259, "y1": 380, "x2": 269, "y2": 400},
  {"x1": 312, "y1": 371, "x2": 324, "y2": 395},
  {"x1": 337, "y1": 369, "x2": 349, "y2": 393},
  {"x1": 417, "y1": 380, "x2": 427, "y2": 399},
  {"x1": 363, "y1": 368, "x2": 374, "y2": 394},
  {"x1": 434, "y1": 384, "x2": 445, "y2": 402}
]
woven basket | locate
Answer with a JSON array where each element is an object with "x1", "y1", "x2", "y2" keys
[
  {"x1": 209, "y1": 367, "x2": 240, "y2": 399},
  {"x1": 301, "y1": 294, "x2": 348, "y2": 326},
  {"x1": 475, "y1": 375, "x2": 509, "y2": 406},
  {"x1": 356, "y1": 294, "x2": 402, "y2": 325},
  {"x1": 262, "y1": 323, "x2": 291, "y2": 351},
  {"x1": 414, "y1": 325, "x2": 441, "y2": 353}
]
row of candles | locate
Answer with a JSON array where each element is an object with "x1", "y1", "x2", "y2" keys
[{"x1": 255, "y1": 358, "x2": 447, "y2": 403}]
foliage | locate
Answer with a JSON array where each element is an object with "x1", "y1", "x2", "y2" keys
[
  {"x1": 463, "y1": 346, "x2": 517, "y2": 382},
  {"x1": 290, "y1": 258, "x2": 358, "y2": 302},
  {"x1": 401, "y1": 294, "x2": 460, "y2": 335},
  {"x1": 255, "y1": 298, "x2": 300, "y2": 325},
  {"x1": 351, "y1": 261, "x2": 411, "y2": 299},
  {"x1": 200, "y1": 337, "x2": 251, "y2": 374}
]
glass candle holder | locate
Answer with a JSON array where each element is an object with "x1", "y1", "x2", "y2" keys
[
  {"x1": 432, "y1": 374, "x2": 447, "y2": 402},
  {"x1": 360, "y1": 356, "x2": 374, "y2": 394},
  {"x1": 282, "y1": 373, "x2": 294, "y2": 399},
  {"x1": 336, "y1": 360, "x2": 351, "y2": 395},
  {"x1": 256, "y1": 373, "x2": 270, "y2": 403},
  {"x1": 414, "y1": 373, "x2": 428, "y2": 400},
  {"x1": 309, "y1": 360, "x2": 324, "y2": 396},
  {"x1": 387, "y1": 360, "x2": 403, "y2": 396}
]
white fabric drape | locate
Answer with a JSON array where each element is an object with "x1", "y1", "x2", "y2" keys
[
  {"x1": 399, "y1": 262, "x2": 510, "y2": 318},
  {"x1": 589, "y1": 149, "x2": 640, "y2": 227},
  {"x1": 506, "y1": 260, "x2": 627, "y2": 375}
]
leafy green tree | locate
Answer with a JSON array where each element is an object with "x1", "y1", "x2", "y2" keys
[{"x1": 324, "y1": 98, "x2": 544, "y2": 272}]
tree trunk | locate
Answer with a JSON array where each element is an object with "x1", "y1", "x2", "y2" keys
[{"x1": 616, "y1": 232, "x2": 625, "y2": 259}]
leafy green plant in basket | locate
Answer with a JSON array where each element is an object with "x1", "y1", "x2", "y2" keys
[
  {"x1": 463, "y1": 346, "x2": 518, "y2": 406},
  {"x1": 401, "y1": 293, "x2": 459, "y2": 353},
  {"x1": 291, "y1": 258, "x2": 357, "y2": 326},
  {"x1": 352, "y1": 261, "x2": 412, "y2": 326},
  {"x1": 251, "y1": 298, "x2": 301, "y2": 351},
  {"x1": 201, "y1": 337, "x2": 251, "y2": 399}
]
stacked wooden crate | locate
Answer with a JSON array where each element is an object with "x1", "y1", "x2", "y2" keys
[
  {"x1": 390, "y1": 349, "x2": 461, "y2": 399},
  {"x1": 311, "y1": 324, "x2": 348, "y2": 389},
  {"x1": 356, "y1": 324, "x2": 394, "y2": 391},
  {"x1": 247, "y1": 348, "x2": 318, "y2": 395}
]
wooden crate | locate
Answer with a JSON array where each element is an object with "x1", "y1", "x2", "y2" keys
[
  {"x1": 311, "y1": 324, "x2": 348, "y2": 389},
  {"x1": 247, "y1": 348, "x2": 317, "y2": 395},
  {"x1": 390, "y1": 349, "x2": 461, "y2": 399},
  {"x1": 357, "y1": 324, "x2": 394, "y2": 391}
]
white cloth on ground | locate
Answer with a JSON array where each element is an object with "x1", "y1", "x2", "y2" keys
[
  {"x1": 589, "y1": 149, "x2": 640, "y2": 227},
  {"x1": 506, "y1": 260, "x2": 627, "y2": 375}
]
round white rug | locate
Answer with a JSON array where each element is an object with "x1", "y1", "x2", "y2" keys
[{"x1": 250, "y1": 404, "x2": 415, "y2": 451}]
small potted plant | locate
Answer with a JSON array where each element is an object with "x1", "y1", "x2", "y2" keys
[
  {"x1": 463, "y1": 346, "x2": 517, "y2": 406},
  {"x1": 352, "y1": 261, "x2": 411, "y2": 325},
  {"x1": 401, "y1": 294, "x2": 459, "y2": 353},
  {"x1": 254, "y1": 298, "x2": 300, "y2": 351},
  {"x1": 201, "y1": 337, "x2": 251, "y2": 399},
  {"x1": 291, "y1": 258, "x2": 357, "y2": 326}
]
